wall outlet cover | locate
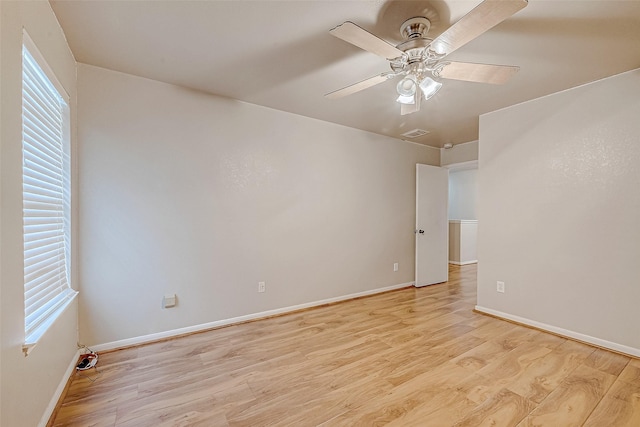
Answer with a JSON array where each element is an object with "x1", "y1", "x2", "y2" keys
[{"x1": 163, "y1": 294, "x2": 177, "y2": 308}]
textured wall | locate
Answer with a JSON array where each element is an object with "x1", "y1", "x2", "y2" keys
[
  {"x1": 77, "y1": 64, "x2": 440, "y2": 346},
  {"x1": 477, "y1": 69, "x2": 640, "y2": 354}
]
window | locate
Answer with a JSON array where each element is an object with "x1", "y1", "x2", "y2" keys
[{"x1": 22, "y1": 33, "x2": 76, "y2": 348}]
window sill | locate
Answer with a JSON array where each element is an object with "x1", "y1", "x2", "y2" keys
[{"x1": 22, "y1": 290, "x2": 79, "y2": 356}]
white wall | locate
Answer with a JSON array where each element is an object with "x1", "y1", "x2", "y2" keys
[
  {"x1": 441, "y1": 140, "x2": 478, "y2": 166},
  {"x1": 449, "y1": 220, "x2": 477, "y2": 265},
  {"x1": 477, "y1": 69, "x2": 640, "y2": 355},
  {"x1": 77, "y1": 64, "x2": 439, "y2": 347},
  {"x1": 448, "y1": 168, "x2": 477, "y2": 220},
  {"x1": 0, "y1": 2, "x2": 79, "y2": 426}
]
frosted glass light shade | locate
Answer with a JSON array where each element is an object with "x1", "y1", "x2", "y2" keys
[
  {"x1": 396, "y1": 94, "x2": 415, "y2": 104},
  {"x1": 419, "y1": 76, "x2": 442, "y2": 100},
  {"x1": 396, "y1": 77, "x2": 417, "y2": 97}
]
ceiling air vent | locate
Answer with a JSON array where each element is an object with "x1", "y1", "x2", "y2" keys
[{"x1": 401, "y1": 129, "x2": 430, "y2": 138}]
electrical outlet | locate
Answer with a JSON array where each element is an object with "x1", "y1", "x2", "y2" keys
[
  {"x1": 258, "y1": 281, "x2": 266, "y2": 293},
  {"x1": 393, "y1": 262, "x2": 399, "y2": 272},
  {"x1": 497, "y1": 281, "x2": 505, "y2": 293}
]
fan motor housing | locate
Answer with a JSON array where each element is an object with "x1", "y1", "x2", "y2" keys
[
  {"x1": 397, "y1": 38, "x2": 432, "y2": 56},
  {"x1": 396, "y1": 17, "x2": 433, "y2": 67},
  {"x1": 401, "y1": 17, "x2": 431, "y2": 40}
]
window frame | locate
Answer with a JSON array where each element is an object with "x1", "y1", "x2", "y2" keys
[{"x1": 21, "y1": 31, "x2": 77, "y2": 354}]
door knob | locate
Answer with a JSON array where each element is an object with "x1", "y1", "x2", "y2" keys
[{"x1": 415, "y1": 229, "x2": 425, "y2": 234}]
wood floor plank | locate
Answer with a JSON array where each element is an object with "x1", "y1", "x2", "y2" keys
[
  {"x1": 49, "y1": 264, "x2": 640, "y2": 427},
  {"x1": 453, "y1": 388, "x2": 535, "y2": 427},
  {"x1": 468, "y1": 316, "x2": 519, "y2": 339},
  {"x1": 53, "y1": 414, "x2": 117, "y2": 427},
  {"x1": 428, "y1": 331, "x2": 486, "y2": 359},
  {"x1": 260, "y1": 376, "x2": 394, "y2": 427},
  {"x1": 517, "y1": 364, "x2": 616, "y2": 426},
  {"x1": 491, "y1": 327, "x2": 546, "y2": 351},
  {"x1": 506, "y1": 339, "x2": 595, "y2": 403},
  {"x1": 583, "y1": 379, "x2": 640, "y2": 426},
  {"x1": 453, "y1": 373, "x2": 506, "y2": 405},
  {"x1": 451, "y1": 340, "x2": 514, "y2": 372},
  {"x1": 583, "y1": 347, "x2": 630, "y2": 376},
  {"x1": 618, "y1": 358, "x2": 640, "y2": 384},
  {"x1": 157, "y1": 411, "x2": 229, "y2": 427},
  {"x1": 385, "y1": 386, "x2": 481, "y2": 427},
  {"x1": 53, "y1": 385, "x2": 137, "y2": 426},
  {"x1": 475, "y1": 341, "x2": 555, "y2": 389}
]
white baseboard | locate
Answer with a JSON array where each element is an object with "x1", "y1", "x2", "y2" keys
[
  {"x1": 449, "y1": 260, "x2": 477, "y2": 265},
  {"x1": 38, "y1": 348, "x2": 81, "y2": 427},
  {"x1": 475, "y1": 305, "x2": 640, "y2": 358},
  {"x1": 92, "y1": 281, "x2": 415, "y2": 352}
]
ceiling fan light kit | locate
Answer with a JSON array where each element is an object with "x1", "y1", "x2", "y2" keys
[
  {"x1": 419, "y1": 76, "x2": 443, "y2": 100},
  {"x1": 396, "y1": 74, "x2": 442, "y2": 105},
  {"x1": 326, "y1": 0, "x2": 528, "y2": 116},
  {"x1": 397, "y1": 76, "x2": 417, "y2": 97},
  {"x1": 397, "y1": 94, "x2": 416, "y2": 105}
]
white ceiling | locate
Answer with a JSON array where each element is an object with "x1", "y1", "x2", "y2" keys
[{"x1": 50, "y1": 1, "x2": 640, "y2": 148}]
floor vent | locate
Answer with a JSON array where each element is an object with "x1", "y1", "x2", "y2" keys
[{"x1": 401, "y1": 128, "x2": 430, "y2": 138}]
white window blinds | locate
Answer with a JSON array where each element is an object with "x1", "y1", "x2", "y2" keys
[{"x1": 22, "y1": 36, "x2": 76, "y2": 345}]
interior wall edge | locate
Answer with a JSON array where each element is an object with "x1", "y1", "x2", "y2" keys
[
  {"x1": 40, "y1": 349, "x2": 81, "y2": 427},
  {"x1": 475, "y1": 305, "x2": 640, "y2": 359},
  {"x1": 440, "y1": 140, "x2": 479, "y2": 166}
]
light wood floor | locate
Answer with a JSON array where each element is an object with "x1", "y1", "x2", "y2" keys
[{"x1": 51, "y1": 264, "x2": 640, "y2": 426}]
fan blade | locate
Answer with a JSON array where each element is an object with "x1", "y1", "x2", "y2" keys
[
  {"x1": 330, "y1": 21, "x2": 405, "y2": 60},
  {"x1": 438, "y1": 61, "x2": 519, "y2": 84},
  {"x1": 429, "y1": 0, "x2": 527, "y2": 57},
  {"x1": 401, "y1": 93, "x2": 421, "y2": 115},
  {"x1": 325, "y1": 73, "x2": 394, "y2": 99}
]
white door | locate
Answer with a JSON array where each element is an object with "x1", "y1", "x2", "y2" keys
[{"x1": 415, "y1": 164, "x2": 449, "y2": 287}]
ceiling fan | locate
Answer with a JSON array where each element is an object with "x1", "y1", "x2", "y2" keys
[{"x1": 326, "y1": 0, "x2": 528, "y2": 115}]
